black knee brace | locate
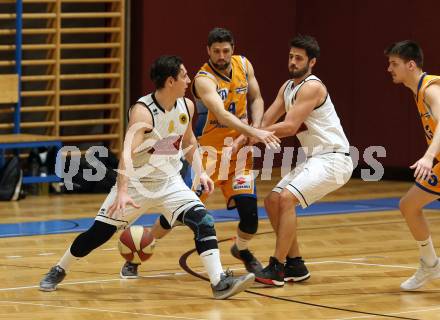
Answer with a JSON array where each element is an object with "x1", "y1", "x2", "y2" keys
[
  {"x1": 70, "y1": 220, "x2": 117, "y2": 257},
  {"x1": 235, "y1": 196, "x2": 258, "y2": 234},
  {"x1": 179, "y1": 205, "x2": 218, "y2": 254}
]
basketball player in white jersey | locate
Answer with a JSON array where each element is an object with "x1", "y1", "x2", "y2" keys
[
  {"x1": 253, "y1": 35, "x2": 353, "y2": 286},
  {"x1": 39, "y1": 55, "x2": 255, "y2": 299}
]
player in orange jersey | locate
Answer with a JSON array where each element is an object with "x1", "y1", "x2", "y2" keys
[
  {"x1": 191, "y1": 27, "x2": 280, "y2": 273},
  {"x1": 386, "y1": 40, "x2": 440, "y2": 290}
]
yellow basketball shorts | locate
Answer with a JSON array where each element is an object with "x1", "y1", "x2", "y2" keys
[{"x1": 197, "y1": 146, "x2": 256, "y2": 209}]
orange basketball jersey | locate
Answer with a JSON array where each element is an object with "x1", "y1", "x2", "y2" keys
[
  {"x1": 415, "y1": 73, "x2": 440, "y2": 158},
  {"x1": 414, "y1": 73, "x2": 440, "y2": 195},
  {"x1": 192, "y1": 55, "x2": 249, "y2": 148}
]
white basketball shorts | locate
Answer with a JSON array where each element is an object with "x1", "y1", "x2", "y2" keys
[
  {"x1": 95, "y1": 174, "x2": 204, "y2": 229},
  {"x1": 273, "y1": 152, "x2": 353, "y2": 208}
]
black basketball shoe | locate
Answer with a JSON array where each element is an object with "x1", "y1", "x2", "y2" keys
[
  {"x1": 255, "y1": 256, "x2": 285, "y2": 286},
  {"x1": 230, "y1": 243, "x2": 263, "y2": 273},
  {"x1": 284, "y1": 256, "x2": 310, "y2": 282}
]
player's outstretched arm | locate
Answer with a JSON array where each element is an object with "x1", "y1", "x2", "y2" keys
[
  {"x1": 263, "y1": 81, "x2": 325, "y2": 139},
  {"x1": 194, "y1": 77, "x2": 280, "y2": 149}
]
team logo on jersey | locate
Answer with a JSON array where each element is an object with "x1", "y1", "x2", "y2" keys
[
  {"x1": 217, "y1": 88, "x2": 229, "y2": 101},
  {"x1": 179, "y1": 113, "x2": 188, "y2": 125},
  {"x1": 235, "y1": 86, "x2": 247, "y2": 94},
  {"x1": 168, "y1": 120, "x2": 175, "y2": 133},
  {"x1": 424, "y1": 124, "x2": 434, "y2": 140},
  {"x1": 232, "y1": 175, "x2": 252, "y2": 191},
  {"x1": 420, "y1": 111, "x2": 431, "y2": 119},
  {"x1": 152, "y1": 108, "x2": 159, "y2": 116},
  {"x1": 147, "y1": 135, "x2": 183, "y2": 155},
  {"x1": 428, "y1": 174, "x2": 438, "y2": 187}
]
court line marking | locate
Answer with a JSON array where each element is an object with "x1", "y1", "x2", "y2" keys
[
  {"x1": 0, "y1": 300, "x2": 207, "y2": 320},
  {"x1": 325, "y1": 260, "x2": 417, "y2": 270},
  {"x1": 180, "y1": 244, "x2": 419, "y2": 320},
  {"x1": 247, "y1": 291, "x2": 417, "y2": 320},
  {"x1": 331, "y1": 305, "x2": 440, "y2": 320},
  {"x1": 0, "y1": 268, "x2": 237, "y2": 292},
  {"x1": 0, "y1": 266, "x2": 239, "y2": 292},
  {"x1": 0, "y1": 259, "x2": 429, "y2": 319},
  {"x1": 0, "y1": 259, "x2": 416, "y2": 293},
  {"x1": 102, "y1": 247, "x2": 116, "y2": 251},
  {"x1": 0, "y1": 273, "x2": 176, "y2": 292}
]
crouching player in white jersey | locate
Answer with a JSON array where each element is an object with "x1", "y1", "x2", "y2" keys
[
  {"x1": 39, "y1": 55, "x2": 255, "y2": 299},
  {"x1": 253, "y1": 35, "x2": 353, "y2": 286}
]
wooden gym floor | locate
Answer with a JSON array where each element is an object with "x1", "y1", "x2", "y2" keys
[{"x1": 0, "y1": 175, "x2": 440, "y2": 320}]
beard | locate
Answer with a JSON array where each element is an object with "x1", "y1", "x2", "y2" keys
[
  {"x1": 211, "y1": 60, "x2": 230, "y2": 70},
  {"x1": 289, "y1": 63, "x2": 309, "y2": 79}
]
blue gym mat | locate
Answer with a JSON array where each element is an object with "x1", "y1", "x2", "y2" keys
[{"x1": 1, "y1": 197, "x2": 439, "y2": 238}]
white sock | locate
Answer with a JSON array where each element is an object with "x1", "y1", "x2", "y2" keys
[
  {"x1": 417, "y1": 236, "x2": 438, "y2": 267},
  {"x1": 200, "y1": 249, "x2": 223, "y2": 286},
  {"x1": 235, "y1": 235, "x2": 249, "y2": 251},
  {"x1": 57, "y1": 247, "x2": 79, "y2": 272}
]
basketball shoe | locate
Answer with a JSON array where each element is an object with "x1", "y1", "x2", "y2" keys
[
  {"x1": 230, "y1": 243, "x2": 263, "y2": 273},
  {"x1": 255, "y1": 256, "x2": 285, "y2": 286},
  {"x1": 211, "y1": 270, "x2": 255, "y2": 299},
  {"x1": 39, "y1": 265, "x2": 66, "y2": 291},
  {"x1": 120, "y1": 261, "x2": 140, "y2": 279},
  {"x1": 284, "y1": 256, "x2": 310, "y2": 282},
  {"x1": 400, "y1": 258, "x2": 440, "y2": 290}
]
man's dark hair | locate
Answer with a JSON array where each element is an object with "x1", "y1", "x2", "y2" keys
[
  {"x1": 290, "y1": 35, "x2": 320, "y2": 59},
  {"x1": 150, "y1": 55, "x2": 183, "y2": 89},
  {"x1": 384, "y1": 40, "x2": 423, "y2": 68},
  {"x1": 207, "y1": 27, "x2": 234, "y2": 47}
]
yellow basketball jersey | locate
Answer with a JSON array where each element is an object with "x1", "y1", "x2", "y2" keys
[
  {"x1": 415, "y1": 73, "x2": 440, "y2": 158},
  {"x1": 192, "y1": 55, "x2": 249, "y2": 148}
]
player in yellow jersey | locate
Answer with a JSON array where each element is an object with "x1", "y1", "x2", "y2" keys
[
  {"x1": 386, "y1": 40, "x2": 440, "y2": 290},
  {"x1": 190, "y1": 28, "x2": 280, "y2": 273}
]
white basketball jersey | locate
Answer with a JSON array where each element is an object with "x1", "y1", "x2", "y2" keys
[
  {"x1": 129, "y1": 93, "x2": 191, "y2": 181},
  {"x1": 283, "y1": 75, "x2": 350, "y2": 156}
]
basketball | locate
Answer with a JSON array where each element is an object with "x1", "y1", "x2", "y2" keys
[{"x1": 118, "y1": 225, "x2": 156, "y2": 264}]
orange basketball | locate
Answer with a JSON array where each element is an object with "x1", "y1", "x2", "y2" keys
[{"x1": 118, "y1": 225, "x2": 156, "y2": 263}]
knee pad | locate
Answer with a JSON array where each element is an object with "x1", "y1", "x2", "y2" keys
[
  {"x1": 235, "y1": 196, "x2": 258, "y2": 234},
  {"x1": 181, "y1": 205, "x2": 218, "y2": 254},
  {"x1": 70, "y1": 220, "x2": 117, "y2": 257}
]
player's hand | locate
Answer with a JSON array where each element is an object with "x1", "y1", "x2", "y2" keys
[
  {"x1": 199, "y1": 172, "x2": 214, "y2": 196},
  {"x1": 250, "y1": 127, "x2": 280, "y2": 150},
  {"x1": 107, "y1": 191, "x2": 140, "y2": 219},
  {"x1": 410, "y1": 155, "x2": 434, "y2": 182},
  {"x1": 231, "y1": 135, "x2": 248, "y2": 155}
]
